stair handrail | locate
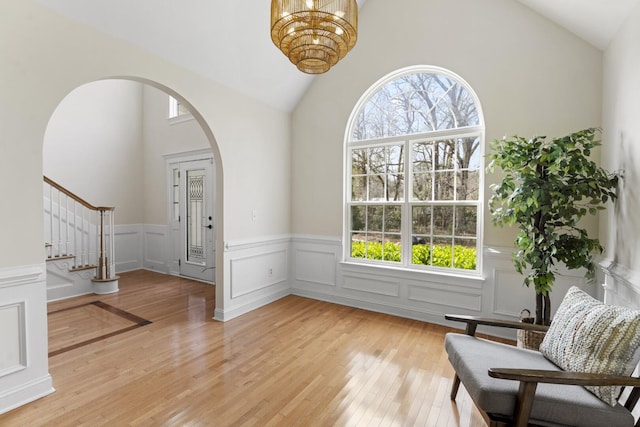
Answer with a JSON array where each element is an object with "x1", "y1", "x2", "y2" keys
[
  {"x1": 43, "y1": 175, "x2": 116, "y2": 281},
  {"x1": 43, "y1": 176, "x2": 114, "y2": 212}
]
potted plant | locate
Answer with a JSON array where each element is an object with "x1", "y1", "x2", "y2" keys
[{"x1": 487, "y1": 128, "x2": 618, "y2": 327}]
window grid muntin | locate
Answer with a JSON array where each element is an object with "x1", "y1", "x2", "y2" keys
[
  {"x1": 351, "y1": 142, "x2": 405, "y2": 203},
  {"x1": 350, "y1": 125, "x2": 483, "y2": 148},
  {"x1": 409, "y1": 201, "x2": 478, "y2": 269},
  {"x1": 346, "y1": 68, "x2": 484, "y2": 274},
  {"x1": 348, "y1": 133, "x2": 481, "y2": 271},
  {"x1": 351, "y1": 73, "x2": 481, "y2": 141},
  {"x1": 410, "y1": 135, "x2": 482, "y2": 203},
  {"x1": 349, "y1": 202, "x2": 403, "y2": 263}
]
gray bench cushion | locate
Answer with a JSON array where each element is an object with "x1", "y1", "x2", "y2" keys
[{"x1": 445, "y1": 333, "x2": 635, "y2": 427}]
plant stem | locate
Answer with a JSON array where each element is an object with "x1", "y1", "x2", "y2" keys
[
  {"x1": 535, "y1": 293, "x2": 543, "y2": 325},
  {"x1": 544, "y1": 294, "x2": 551, "y2": 326}
]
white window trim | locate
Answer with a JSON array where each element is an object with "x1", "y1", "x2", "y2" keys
[
  {"x1": 168, "y1": 96, "x2": 194, "y2": 125},
  {"x1": 343, "y1": 65, "x2": 486, "y2": 277}
]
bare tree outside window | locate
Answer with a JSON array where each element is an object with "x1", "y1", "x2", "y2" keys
[{"x1": 347, "y1": 69, "x2": 483, "y2": 272}]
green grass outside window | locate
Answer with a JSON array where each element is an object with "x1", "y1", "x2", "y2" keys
[{"x1": 351, "y1": 241, "x2": 476, "y2": 270}]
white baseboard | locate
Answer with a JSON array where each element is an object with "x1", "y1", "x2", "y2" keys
[
  {"x1": 0, "y1": 375, "x2": 55, "y2": 415},
  {"x1": 214, "y1": 288, "x2": 290, "y2": 322}
]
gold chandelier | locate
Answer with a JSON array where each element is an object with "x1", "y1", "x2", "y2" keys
[{"x1": 271, "y1": 0, "x2": 358, "y2": 74}]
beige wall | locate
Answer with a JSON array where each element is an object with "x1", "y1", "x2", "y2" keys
[
  {"x1": 142, "y1": 85, "x2": 211, "y2": 226},
  {"x1": 0, "y1": 2, "x2": 291, "y2": 270},
  {"x1": 291, "y1": 0, "x2": 603, "y2": 247},
  {"x1": 43, "y1": 80, "x2": 145, "y2": 225},
  {"x1": 602, "y1": 1, "x2": 640, "y2": 272}
]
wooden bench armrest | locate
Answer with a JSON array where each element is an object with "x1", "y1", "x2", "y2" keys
[
  {"x1": 487, "y1": 368, "x2": 640, "y2": 427},
  {"x1": 445, "y1": 314, "x2": 549, "y2": 336},
  {"x1": 489, "y1": 368, "x2": 640, "y2": 387}
]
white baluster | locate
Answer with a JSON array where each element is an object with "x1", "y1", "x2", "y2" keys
[
  {"x1": 99, "y1": 210, "x2": 107, "y2": 280},
  {"x1": 72, "y1": 201, "x2": 77, "y2": 267},
  {"x1": 109, "y1": 210, "x2": 116, "y2": 279},
  {"x1": 64, "y1": 195, "x2": 68, "y2": 255},
  {"x1": 92, "y1": 210, "x2": 97, "y2": 272},
  {"x1": 81, "y1": 208, "x2": 85, "y2": 266},
  {"x1": 57, "y1": 187, "x2": 61, "y2": 257},
  {"x1": 48, "y1": 183, "x2": 53, "y2": 258}
]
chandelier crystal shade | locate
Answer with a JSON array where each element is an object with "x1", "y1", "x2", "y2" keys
[{"x1": 271, "y1": 0, "x2": 358, "y2": 74}]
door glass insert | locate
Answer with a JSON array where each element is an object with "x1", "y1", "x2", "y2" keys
[{"x1": 187, "y1": 169, "x2": 206, "y2": 265}]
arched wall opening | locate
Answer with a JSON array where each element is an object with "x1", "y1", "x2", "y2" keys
[{"x1": 41, "y1": 77, "x2": 225, "y2": 317}]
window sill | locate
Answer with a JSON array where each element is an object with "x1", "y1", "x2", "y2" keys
[{"x1": 168, "y1": 114, "x2": 194, "y2": 125}]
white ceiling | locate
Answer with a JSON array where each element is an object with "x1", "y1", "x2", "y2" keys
[
  {"x1": 33, "y1": 0, "x2": 638, "y2": 112},
  {"x1": 516, "y1": 0, "x2": 639, "y2": 50}
]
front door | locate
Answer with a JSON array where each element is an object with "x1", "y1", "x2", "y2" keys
[{"x1": 177, "y1": 159, "x2": 215, "y2": 282}]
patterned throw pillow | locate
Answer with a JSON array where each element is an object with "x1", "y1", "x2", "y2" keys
[{"x1": 539, "y1": 286, "x2": 640, "y2": 406}]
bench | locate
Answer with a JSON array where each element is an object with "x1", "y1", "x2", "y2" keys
[{"x1": 445, "y1": 287, "x2": 640, "y2": 427}]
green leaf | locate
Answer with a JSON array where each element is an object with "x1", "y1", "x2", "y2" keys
[{"x1": 487, "y1": 127, "x2": 619, "y2": 316}]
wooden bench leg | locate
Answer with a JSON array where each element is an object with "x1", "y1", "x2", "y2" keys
[
  {"x1": 451, "y1": 374, "x2": 461, "y2": 400},
  {"x1": 514, "y1": 381, "x2": 537, "y2": 427}
]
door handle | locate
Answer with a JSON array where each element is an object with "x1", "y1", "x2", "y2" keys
[{"x1": 203, "y1": 224, "x2": 212, "y2": 229}]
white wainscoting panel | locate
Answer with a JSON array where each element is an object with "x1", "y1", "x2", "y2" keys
[
  {"x1": 230, "y1": 249, "x2": 287, "y2": 298},
  {"x1": 292, "y1": 237, "x2": 340, "y2": 296},
  {"x1": 143, "y1": 224, "x2": 169, "y2": 274},
  {"x1": 407, "y1": 284, "x2": 482, "y2": 312},
  {"x1": 342, "y1": 273, "x2": 400, "y2": 297},
  {"x1": 338, "y1": 261, "x2": 486, "y2": 324},
  {"x1": 295, "y1": 248, "x2": 336, "y2": 287},
  {"x1": 490, "y1": 247, "x2": 591, "y2": 319},
  {"x1": 45, "y1": 259, "x2": 95, "y2": 301},
  {"x1": 292, "y1": 236, "x2": 490, "y2": 326},
  {"x1": 215, "y1": 236, "x2": 291, "y2": 321},
  {"x1": 0, "y1": 264, "x2": 54, "y2": 415},
  {"x1": 112, "y1": 224, "x2": 170, "y2": 275},
  {"x1": 126, "y1": 231, "x2": 606, "y2": 338},
  {"x1": 114, "y1": 224, "x2": 143, "y2": 273},
  {"x1": 492, "y1": 267, "x2": 533, "y2": 317},
  {"x1": 290, "y1": 238, "x2": 598, "y2": 338},
  {"x1": 0, "y1": 302, "x2": 25, "y2": 377}
]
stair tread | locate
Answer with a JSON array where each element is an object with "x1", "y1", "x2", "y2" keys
[
  {"x1": 69, "y1": 264, "x2": 97, "y2": 272},
  {"x1": 46, "y1": 255, "x2": 75, "y2": 261}
]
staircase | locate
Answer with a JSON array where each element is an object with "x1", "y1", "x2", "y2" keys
[{"x1": 44, "y1": 176, "x2": 119, "y2": 301}]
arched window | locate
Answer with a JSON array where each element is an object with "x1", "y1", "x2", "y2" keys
[{"x1": 345, "y1": 66, "x2": 484, "y2": 273}]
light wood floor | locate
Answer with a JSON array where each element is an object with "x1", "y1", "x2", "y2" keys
[{"x1": 0, "y1": 270, "x2": 488, "y2": 426}]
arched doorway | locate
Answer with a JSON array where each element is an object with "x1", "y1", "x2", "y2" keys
[{"x1": 42, "y1": 77, "x2": 224, "y2": 319}]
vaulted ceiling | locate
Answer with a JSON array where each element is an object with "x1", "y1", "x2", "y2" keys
[
  {"x1": 34, "y1": 0, "x2": 639, "y2": 112},
  {"x1": 517, "y1": 0, "x2": 638, "y2": 50}
]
